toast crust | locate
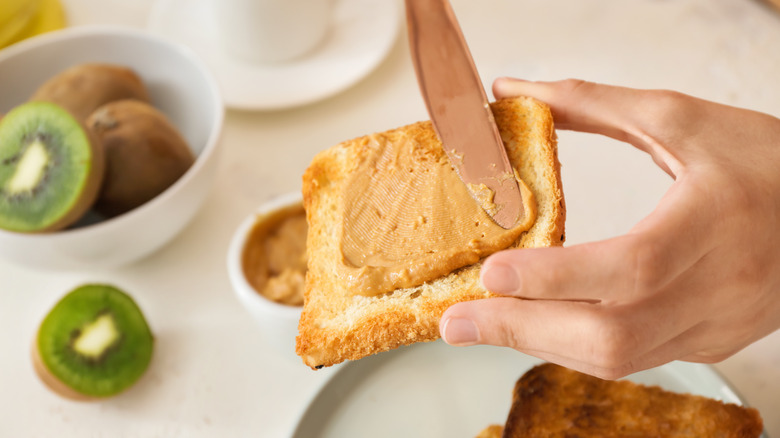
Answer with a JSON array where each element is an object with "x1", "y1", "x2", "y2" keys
[
  {"x1": 296, "y1": 97, "x2": 565, "y2": 369},
  {"x1": 502, "y1": 363, "x2": 764, "y2": 438}
]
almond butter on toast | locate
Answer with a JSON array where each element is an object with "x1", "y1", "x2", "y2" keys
[
  {"x1": 501, "y1": 363, "x2": 764, "y2": 438},
  {"x1": 296, "y1": 97, "x2": 565, "y2": 369}
]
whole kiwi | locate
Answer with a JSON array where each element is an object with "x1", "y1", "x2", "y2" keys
[
  {"x1": 30, "y1": 64, "x2": 150, "y2": 121},
  {"x1": 86, "y1": 99, "x2": 195, "y2": 217}
]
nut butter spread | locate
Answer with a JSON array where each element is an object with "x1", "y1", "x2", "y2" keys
[
  {"x1": 242, "y1": 204, "x2": 307, "y2": 306},
  {"x1": 339, "y1": 133, "x2": 536, "y2": 296}
]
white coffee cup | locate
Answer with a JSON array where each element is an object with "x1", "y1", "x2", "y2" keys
[{"x1": 213, "y1": 0, "x2": 332, "y2": 64}]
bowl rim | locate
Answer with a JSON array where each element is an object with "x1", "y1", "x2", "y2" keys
[
  {"x1": 227, "y1": 192, "x2": 304, "y2": 317},
  {"x1": 0, "y1": 25, "x2": 224, "y2": 240}
]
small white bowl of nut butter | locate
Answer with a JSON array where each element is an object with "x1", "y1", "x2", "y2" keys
[{"x1": 227, "y1": 192, "x2": 306, "y2": 358}]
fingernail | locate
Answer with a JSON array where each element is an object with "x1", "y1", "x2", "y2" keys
[
  {"x1": 481, "y1": 263, "x2": 520, "y2": 294},
  {"x1": 442, "y1": 317, "x2": 480, "y2": 346}
]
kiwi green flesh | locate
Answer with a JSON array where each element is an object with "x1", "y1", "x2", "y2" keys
[
  {"x1": 36, "y1": 284, "x2": 153, "y2": 398},
  {"x1": 0, "y1": 102, "x2": 96, "y2": 232}
]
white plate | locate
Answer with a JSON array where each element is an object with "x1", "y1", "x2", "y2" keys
[
  {"x1": 147, "y1": 0, "x2": 400, "y2": 111},
  {"x1": 289, "y1": 340, "x2": 766, "y2": 438}
]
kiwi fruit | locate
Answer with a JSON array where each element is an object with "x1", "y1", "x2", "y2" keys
[
  {"x1": 0, "y1": 101, "x2": 104, "y2": 232},
  {"x1": 32, "y1": 284, "x2": 154, "y2": 401},
  {"x1": 87, "y1": 99, "x2": 195, "y2": 217},
  {"x1": 30, "y1": 64, "x2": 150, "y2": 121}
]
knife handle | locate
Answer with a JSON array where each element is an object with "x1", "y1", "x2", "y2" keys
[{"x1": 405, "y1": 0, "x2": 489, "y2": 109}]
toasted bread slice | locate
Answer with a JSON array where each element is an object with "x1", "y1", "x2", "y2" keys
[
  {"x1": 501, "y1": 363, "x2": 764, "y2": 437},
  {"x1": 296, "y1": 97, "x2": 565, "y2": 369}
]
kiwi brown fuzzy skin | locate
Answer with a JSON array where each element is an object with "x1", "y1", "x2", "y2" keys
[
  {"x1": 86, "y1": 100, "x2": 195, "y2": 217},
  {"x1": 30, "y1": 64, "x2": 150, "y2": 121},
  {"x1": 31, "y1": 337, "x2": 97, "y2": 402}
]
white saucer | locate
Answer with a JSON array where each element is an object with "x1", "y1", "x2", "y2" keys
[
  {"x1": 147, "y1": 0, "x2": 400, "y2": 111},
  {"x1": 288, "y1": 341, "x2": 765, "y2": 437}
]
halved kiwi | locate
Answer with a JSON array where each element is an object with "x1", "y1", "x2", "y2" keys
[
  {"x1": 0, "y1": 101, "x2": 104, "y2": 232},
  {"x1": 32, "y1": 284, "x2": 154, "y2": 401}
]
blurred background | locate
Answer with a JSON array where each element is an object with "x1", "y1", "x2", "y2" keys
[{"x1": 1, "y1": 0, "x2": 779, "y2": 436}]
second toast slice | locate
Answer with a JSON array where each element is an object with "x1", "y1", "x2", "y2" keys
[{"x1": 502, "y1": 363, "x2": 764, "y2": 437}]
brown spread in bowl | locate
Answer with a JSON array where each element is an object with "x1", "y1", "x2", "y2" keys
[{"x1": 242, "y1": 203, "x2": 307, "y2": 306}]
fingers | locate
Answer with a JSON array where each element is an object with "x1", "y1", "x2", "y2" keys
[
  {"x1": 439, "y1": 298, "x2": 650, "y2": 379},
  {"x1": 439, "y1": 291, "x2": 709, "y2": 380},
  {"x1": 493, "y1": 78, "x2": 641, "y2": 135},
  {"x1": 481, "y1": 179, "x2": 717, "y2": 304},
  {"x1": 480, "y1": 241, "x2": 633, "y2": 304},
  {"x1": 492, "y1": 78, "x2": 685, "y2": 176},
  {"x1": 447, "y1": 236, "x2": 747, "y2": 379}
]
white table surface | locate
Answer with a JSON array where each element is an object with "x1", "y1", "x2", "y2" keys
[{"x1": 1, "y1": 0, "x2": 779, "y2": 436}]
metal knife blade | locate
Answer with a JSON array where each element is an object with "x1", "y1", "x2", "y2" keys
[{"x1": 405, "y1": 0, "x2": 523, "y2": 229}]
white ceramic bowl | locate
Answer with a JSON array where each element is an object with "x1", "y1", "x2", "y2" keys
[
  {"x1": 227, "y1": 192, "x2": 304, "y2": 358},
  {"x1": 0, "y1": 26, "x2": 223, "y2": 270}
]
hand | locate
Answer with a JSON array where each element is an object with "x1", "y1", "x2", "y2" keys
[{"x1": 439, "y1": 78, "x2": 780, "y2": 379}]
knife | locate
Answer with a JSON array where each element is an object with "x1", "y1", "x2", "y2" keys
[{"x1": 405, "y1": 0, "x2": 523, "y2": 229}]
